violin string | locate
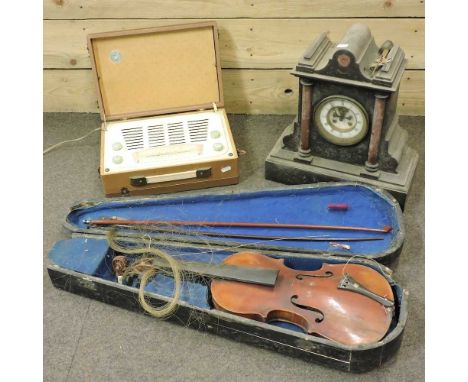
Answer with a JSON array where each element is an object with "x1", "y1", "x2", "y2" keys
[
  {"x1": 105, "y1": 223, "x2": 388, "y2": 265},
  {"x1": 109, "y1": 225, "x2": 222, "y2": 313},
  {"x1": 107, "y1": 230, "x2": 182, "y2": 319},
  {"x1": 108, "y1": 223, "x2": 389, "y2": 285},
  {"x1": 109, "y1": 225, "x2": 315, "y2": 259},
  {"x1": 338, "y1": 253, "x2": 388, "y2": 278},
  {"x1": 101, "y1": 224, "x2": 379, "y2": 256},
  {"x1": 105, "y1": 223, "x2": 336, "y2": 243}
]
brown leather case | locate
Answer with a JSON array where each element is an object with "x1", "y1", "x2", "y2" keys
[{"x1": 88, "y1": 22, "x2": 239, "y2": 197}]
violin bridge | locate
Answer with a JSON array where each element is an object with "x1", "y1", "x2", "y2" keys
[{"x1": 338, "y1": 274, "x2": 394, "y2": 308}]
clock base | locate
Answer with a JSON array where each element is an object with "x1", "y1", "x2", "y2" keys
[{"x1": 265, "y1": 123, "x2": 418, "y2": 209}]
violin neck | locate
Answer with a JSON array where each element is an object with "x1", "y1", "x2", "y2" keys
[{"x1": 151, "y1": 257, "x2": 278, "y2": 287}]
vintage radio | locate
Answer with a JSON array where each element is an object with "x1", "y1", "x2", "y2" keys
[{"x1": 88, "y1": 22, "x2": 239, "y2": 197}]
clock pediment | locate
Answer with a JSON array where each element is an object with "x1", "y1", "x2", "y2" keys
[{"x1": 293, "y1": 24, "x2": 406, "y2": 92}]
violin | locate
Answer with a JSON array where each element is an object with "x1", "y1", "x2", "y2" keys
[
  {"x1": 114, "y1": 246, "x2": 394, "y2": 346},
  {"x1": 210, "y1": 252, "x2": 394, "y2": 346}
]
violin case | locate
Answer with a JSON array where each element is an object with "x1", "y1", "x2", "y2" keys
[{"x1": 47, "y1": 182, "x2": 408, "y2": 372}]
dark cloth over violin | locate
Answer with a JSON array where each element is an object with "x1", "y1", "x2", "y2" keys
[{"x1": 211, "y1": 252, "x2": 394, "y2": 346}]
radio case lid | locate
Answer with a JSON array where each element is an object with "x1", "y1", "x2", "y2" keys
[{"x1": 88, "y1": 21, "x2": 224, "y2": 122}]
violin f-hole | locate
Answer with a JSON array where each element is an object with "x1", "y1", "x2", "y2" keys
[
  {"x1": 265, "y1": 309, "x2": 310, "y2": 334},
  {"x1": 296, "y1": 271, "x2": 333, "y2": 280},
  {"x1": 290, "y1": 295, "x2": 325, "y2": 323}
]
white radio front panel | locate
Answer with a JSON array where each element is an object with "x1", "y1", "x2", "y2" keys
[{"x1": 102, "y1": 110, "x2": 234, "y2": 174}]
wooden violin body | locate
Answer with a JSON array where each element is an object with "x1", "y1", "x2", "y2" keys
[{"x1": 210, "y1": 252, "x2": 394, "y2": 346}]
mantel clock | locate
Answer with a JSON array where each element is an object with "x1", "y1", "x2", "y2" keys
[{"x1": 265, "y1": 24, "x2": 418, "y2": 208}]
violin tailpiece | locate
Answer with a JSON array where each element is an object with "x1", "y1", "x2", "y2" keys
[{"x1": 338, "y1": 274, "x2": 394, "y2": 308}]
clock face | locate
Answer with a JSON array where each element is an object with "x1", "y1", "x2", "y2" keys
[{"x1": 314, "y1": 96, "x2": 368, "y2": 146}]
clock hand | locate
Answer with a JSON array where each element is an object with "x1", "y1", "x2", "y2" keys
[
  {"x1": 334, "y1": 107, "x2": 344, "y2": 120},
  {"x1": 332, "y1": 107, "x2": 341, "y2": 119}
]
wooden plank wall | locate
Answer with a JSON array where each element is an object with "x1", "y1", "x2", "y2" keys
[{"x1": 43, "y1": 0, "x2": 425, "y2": 115}]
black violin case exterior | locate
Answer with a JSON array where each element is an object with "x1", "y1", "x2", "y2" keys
[{"x1": 47, "y1": 182, "x2": 408, "y2": 372}]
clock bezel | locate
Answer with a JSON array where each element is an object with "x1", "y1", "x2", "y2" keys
[{"x1": 314, "y1": 95, "x2": 369, "y2": 146}]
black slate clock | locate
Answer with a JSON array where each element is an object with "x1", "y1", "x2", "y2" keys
[{"x1": 265, "y1": 24, "x2": 418, "y2": 208}]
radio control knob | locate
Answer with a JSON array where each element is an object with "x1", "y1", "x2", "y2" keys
[
  {"x1": 210, "y1": 130, "x2": 221, "y2": 139},
  {"x1": 213, "y1": 143, "x2": 224, "y2": 151},
  {"x1": 112, "y1": 155, "x2": 123, "y2": 164},
  {"x1": 112, "y1": 142, "x2": 123, "y2": 151}
]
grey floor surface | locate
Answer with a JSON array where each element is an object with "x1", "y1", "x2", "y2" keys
[{"x1": 44, "y1": 113, "x2": 424, "y2": 382}]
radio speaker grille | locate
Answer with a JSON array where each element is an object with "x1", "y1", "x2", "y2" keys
[{"x1": 122, "y1": 118, "x2": 209, "y2": 150}]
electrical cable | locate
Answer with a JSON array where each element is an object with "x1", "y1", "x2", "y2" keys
[{"x1": 43, "y1": 127, "x2": 100, "y2": 155}]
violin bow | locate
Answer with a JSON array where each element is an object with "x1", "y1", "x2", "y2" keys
[
  {"x1": 87, "y1": 222, "x2": 385, "y2": 242},
  {"x1": 85, "y1": 218, "x2": 392, "y2": 234}
]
